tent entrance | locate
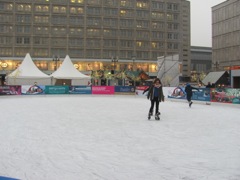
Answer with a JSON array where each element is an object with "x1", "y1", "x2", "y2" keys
[{"x1": 54, "y1": 79, "x2": 71, "y2": 86}]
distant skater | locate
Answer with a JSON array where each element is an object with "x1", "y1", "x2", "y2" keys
[
  {"x1": 147, "y1": 78, "x2": 165, "y2": 120},
  {"x1": 185, "y1": 83, "x2": 199, "y2": 107}
]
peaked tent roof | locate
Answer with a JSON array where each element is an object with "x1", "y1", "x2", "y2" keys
[
  {"x1": 202, "y1": 71, "x2": 226, "y2": 85},
  {"x1": 51, "y1": 55, "x2": 90, "y2": 79},
  {"x1": 7, "y1": 53, "x2": 50, "y2": 78}
]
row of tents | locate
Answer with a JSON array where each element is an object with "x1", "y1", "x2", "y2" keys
[{"x1": 6, "y1": 53, "x2": 91, "y2": 85}]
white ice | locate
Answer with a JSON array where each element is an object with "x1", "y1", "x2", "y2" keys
[{"x1": 0, "y1": 95, "x2": 240, "y2": 180}]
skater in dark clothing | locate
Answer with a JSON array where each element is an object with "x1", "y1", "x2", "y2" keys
[
  {"x1": 185, "y1": 83, "x2": 199, "y2": 107},
  {"x1": 147, "y1": 78, "x2": 165, "y2": 120}
]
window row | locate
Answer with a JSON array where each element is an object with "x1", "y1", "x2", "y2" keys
[
  {"x1": 0, "y1": 2, "x2": 179, "y2": 12},
  {"x1": 1, "y1": 36, "x2": 177, "y2": 49}
]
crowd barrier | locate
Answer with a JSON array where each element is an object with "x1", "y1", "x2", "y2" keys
[{"x1": 1, "y1": 85, "x2": 239, "y2": 104}]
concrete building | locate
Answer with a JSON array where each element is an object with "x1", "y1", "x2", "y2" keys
[
  {"x1": 212, "y1": 0, "x2": 240, "y2": 87},
  {"x1": 191, "y1": 46, "x2": 212, "y2": 73},
  {"x1": 212, "y1": 0, "x2": 240, "y2": 70},
  {"x1": 0, "y1": 0, "x2": 191, "y2": 85}
]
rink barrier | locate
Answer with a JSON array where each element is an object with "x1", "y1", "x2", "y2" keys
[{"x1": 1, "y1": 85, "x2": 240, "y2": 104}]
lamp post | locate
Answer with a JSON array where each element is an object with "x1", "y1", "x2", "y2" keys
[
  {"x1": 111, "y1": 56, "x2": 118, "y2": 74},
  {"x1": 52, "y1": 55, "x2": 60, "y2": 70},
  {"x1": 213, "y1": 61, "x2": 220, "y2": 71},
  {"x1": 132, "y1": 55, "x2": 136, "y2": 71},
  {"x1": 131, "y1": 56, "x2": 136, "y2": 86}
]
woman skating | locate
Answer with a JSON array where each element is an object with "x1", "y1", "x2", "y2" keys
[{"x1": 147, "y1": 78, "x2": 165, "y2": 120}]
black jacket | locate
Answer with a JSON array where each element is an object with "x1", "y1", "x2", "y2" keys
[
  {"x1": 147, "y1": 85, "x2": 164, "y2": 101},
  {"x1": 185, "y1": 84, "x2": 198, "y2": 96}
]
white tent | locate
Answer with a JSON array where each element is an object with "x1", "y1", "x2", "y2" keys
[
  {"x1": 51, "y1": 55, "x2": 91, "y2": 85},
  {"x1": 6, "y1": 53, "x2": 51, "y2": 85}
]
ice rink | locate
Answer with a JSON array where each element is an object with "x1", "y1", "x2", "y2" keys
[{"x1": 0, "y1": 95, "x2": 240, "y2": 180}]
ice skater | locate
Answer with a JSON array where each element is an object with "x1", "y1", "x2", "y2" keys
[
  {"x1": 185, "y1": 83, "x2": 199, "y2": 107},
  {"x1": 147, "y1": 78, "x2": 165, "y2": 120}
]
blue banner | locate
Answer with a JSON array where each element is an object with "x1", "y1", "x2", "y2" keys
[
  {"x1": 69, "y1": 86, "x2": 92, "y2": 94},
  {"x1": 21, "y1": 85, "x2": 45, "y2": 95},
  {"x1": 115, "y1": 86, "x2": 135, "y2": 93},
  {"x1": 192, "y1": 88, "x2": 210, "y2": 101}
]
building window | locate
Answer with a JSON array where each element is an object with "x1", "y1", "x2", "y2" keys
[
  {"x1": 53, "y1": 6, "x2": 66, "y2": 13},
  {"x1": 136, "y1": 2, "x2": 149, "y2": 9},
  {"x1": 151, "y1": 12, "x2": 164, "y2": 19},
  {"x1": 69, "y1": 28, "x2": 83, "y2": 35},
  {"x1": 70, "y1": 0, "x2": 84, "y2": 3},
  {"x1": 16, "y1": 37, "x2": 30, "y2": 44},
  {"x1": 88, "y1": 0, "x2": 101, "y2": 5},
  {"x1": 70, "y1": 7, "x2": 84, "y2": 14},
  {"x1": 87, "y1": 29, "x2": 101, "y2": 36},
  {"x1": 104, "y1": 40, "x2": 117, "y2": 47},
  {"x1": 152, "y1": 2, "x2": 164, "y2": 10}
]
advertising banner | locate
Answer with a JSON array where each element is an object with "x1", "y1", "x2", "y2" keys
[
  {"x1": 192, "y1": 88, "x2": 210, "y2": 101},
  {"x1": 135, "y1": 86, "x2": 149, "y2": 96},
  {"x1": 21, "y1": 85, "x2": 45, "y2": 95},
  {"x1": 115, "y1": 86, "x2": 135, "y2": 93},
  {"x1": 45, "y1": 86, "x2": 69, "y2": 94},
  {"x1": 0, "y1": 86, "x2": 21, "y2": 95},
  {"x1": 167, "y1": 86, "x2": 186, "y2": 99},
  {"x1": 210, "y1": 88, "x2": 240, "y2": 104},
  {"x1": 92, "y1": 86, "x2": 114, "y2": 95},
  {"x1": 69, "y1": 86, "x2": 92, "y2": 94}
]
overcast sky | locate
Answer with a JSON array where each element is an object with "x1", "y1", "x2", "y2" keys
[{"x1": 190, "y1": 0, "x2": 226, "y2": 47}]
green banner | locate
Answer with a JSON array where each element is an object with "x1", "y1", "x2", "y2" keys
[{"x1": 45, "y1": 86, "x2": 69, "y2": 94}]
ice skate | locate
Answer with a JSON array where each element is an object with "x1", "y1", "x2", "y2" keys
[
  {"x1": 148, "y1": 112, "x2": 152, "y2": 120},
  {"x1": 189, "y1": 101, "x2": 193, "y2": 107},
  {"x1": 155, "y1": 114, "x2": 160, "y2": 120}
]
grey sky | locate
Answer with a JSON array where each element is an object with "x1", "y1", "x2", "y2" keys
[{"x1": 190, "y1": 0, "x2": 226, "y2": 47}]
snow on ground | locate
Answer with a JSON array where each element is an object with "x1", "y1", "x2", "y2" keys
[{"x1": 0, "y1": 95, "x2": 240, "y2": 180}]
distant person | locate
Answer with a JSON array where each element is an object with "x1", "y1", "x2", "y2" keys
[
  {"x1": 185, "y1": 83, "x2": 199, "y2": 107},
  {"x1": 206, "y1": 82, "x2": 212, "y2": 88},
  {"x1": 147, "y1": 78, "x2": 165, "y2": 120}
]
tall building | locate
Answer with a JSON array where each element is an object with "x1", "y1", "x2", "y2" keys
[
  {"x1": 212, "y1": 0, "x2": 240, "y2": 71},
  {"x1": 0, "y1": 0, "x2": 190, "y2": 83}
]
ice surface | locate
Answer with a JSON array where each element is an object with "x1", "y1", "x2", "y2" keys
[{"x1": 0, "y1": 95, "x2": 240, "y2": 180}]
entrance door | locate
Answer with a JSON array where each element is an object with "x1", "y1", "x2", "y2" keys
[{"x1": 233, "y1": 77, "x2": 240, "y2": 88}]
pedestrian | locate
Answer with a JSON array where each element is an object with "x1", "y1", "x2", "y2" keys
[
  {"x1": 147, "y1": 78, "x2": 165, "y2": 120},
  {"x1": 185, "y1": 83, "x2": 199, "y2": 107},
  {"x1": 206, "y1": 82, "x2": 212, "y2": 88}
]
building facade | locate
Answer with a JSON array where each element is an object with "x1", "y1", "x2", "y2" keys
[
  {"x1": 191, "y1": 46, "x2": 212, "y2": 73},
  {"x1": 212, "y1": 0, "x2": 240, "y2": 71},
  {"x1": 0, "y1": 0, "x2": 191, "y2": 83}
]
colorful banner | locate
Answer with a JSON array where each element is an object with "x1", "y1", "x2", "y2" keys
[
  {"x1": 115, "y1": 86, "x2": 135, "y2": 93},
  {"x1": 167, "y1": 86, "x2": 186, "y2": 99},
  {"x1": 92, "y1": 86, "x2": 114, "y2": 94},
  {"x1": 21, "y1": 85, "x2": 45, "y2": 95},
  {"x1": 0, "y1": 86, "x2": 21, "y2": 95},
  {"x1": 135, "y1": 86, "x2": 149, "y2": 96},
  {"x1": 210, "y1": 88, "x2": 240, "y2": 104},
  {"x1": 192, "y1": 88, "x2": 210, "y2": 101},
  {"x1": 69, "y1": 86, "x2": 92, "y2": 94},
  {"x1": 45, "y1": 86, "x2": 69, "y2": 94}
]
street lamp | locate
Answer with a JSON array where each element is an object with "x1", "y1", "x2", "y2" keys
[
  {"x1": 111, "y1": 56, "x2": 118, "y2": 74},
  {"x1": 213, "y1": 61, "x2": 220, "y2": 71},
  {"x1": 52, "y1": 55, "x2": 60, "y2": 70},
  {"x1": 132, "y1": 55, "x2": 136, "y2": 71}
]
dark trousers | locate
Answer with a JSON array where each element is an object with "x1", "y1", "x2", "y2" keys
[
  {"x1": 187, "y1": 94, "x2": 192, "y2": 102},
  {"x1": 149, "y1": 97, "x2": 159, "y2": 114}
]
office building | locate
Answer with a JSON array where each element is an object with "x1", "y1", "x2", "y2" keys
[{"x1": 0, "y1": 0, "x2": 191, "y2": 84}]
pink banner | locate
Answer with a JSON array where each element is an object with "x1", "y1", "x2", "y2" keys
[
  {"x1": 92, "y1": 86, "x2": 114, "y2": 95},
  {"x1": 0, "y1": 86, "x2": 21, "y2": 95}
]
